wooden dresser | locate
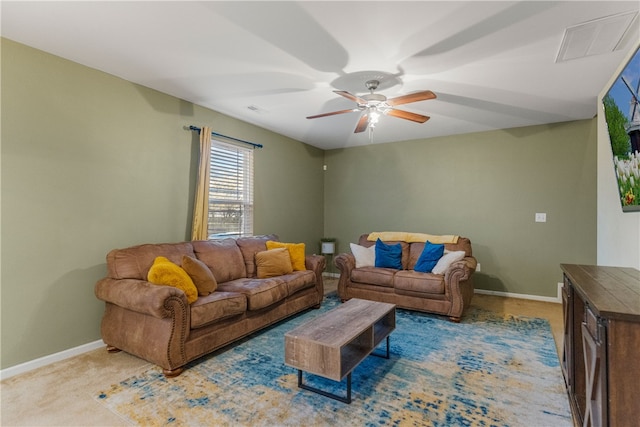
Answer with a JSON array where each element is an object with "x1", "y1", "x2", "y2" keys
[{"x1": 560, "y1": 264, "x2": 640, "y2": 427}]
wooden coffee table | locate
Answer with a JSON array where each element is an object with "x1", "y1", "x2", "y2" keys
[{"x1": 284, "y1": 298, "x2": 396, "y2": 403}]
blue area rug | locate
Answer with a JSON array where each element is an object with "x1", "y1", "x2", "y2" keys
[{"x1": 95, "y1": 294, "x2": 572, "y2": 426}]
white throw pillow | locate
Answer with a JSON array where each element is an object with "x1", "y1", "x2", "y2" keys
[
  {"x1": 350, "y1": 243, "x2": 376, "y2": 268},
  {"x1": 432, "y1": 251, "x2": 466, "y2": 274}
]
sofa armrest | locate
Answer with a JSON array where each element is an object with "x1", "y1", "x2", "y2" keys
[
  {"x1": 335, "y1": 253, "x2": 356, "y2": 273},
  {"x1": 305, "y1": 254, "x2": 326, "y2": 274},
  {"x1": 443, "y1": 256, "x2": 476, "y2": 320},
  {"x1": 444, "y1": 257, "x2": 478, "y2": 281},
  {"x1": 334, "y1": 253, "x2": 356, "y2": 298},
  {"x1": 95, "y1": 277, "x2": 189, "y2": 319},
  {"x1": 444, "y1": 257, "x2": 477, "y2": 284},
  {"x1": 305, "y1": 254, "x2": 326, "y2": 296}
]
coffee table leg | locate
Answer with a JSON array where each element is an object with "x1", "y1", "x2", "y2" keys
[
  {"x1": 297, "y1": 370, "x2": 352, "y2": 404},
  {"x1": 371, "y1": 336, "x2": 391, "y2": 359}
]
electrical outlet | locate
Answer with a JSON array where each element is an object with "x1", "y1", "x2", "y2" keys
[
  {"x1": 535, "y1": 213, "x2": 547, "y2": 222},
  {"x1": 476, "y1": 263, "x2": 481, "y2": 272}
]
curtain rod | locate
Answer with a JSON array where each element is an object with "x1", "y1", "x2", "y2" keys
[{"x1": 188, "y1": 126, "x2": 263, "y2": 149}]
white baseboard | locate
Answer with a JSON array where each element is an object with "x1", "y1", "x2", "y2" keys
[
  {"x1": 1, "y1": 339, "x2": 105, "y2": 381},
  {"x1": 322, "y1": 272, "x2": 340, "y2": 278},
  {"x1": 475, "y1": 282, "x2": 563, "y2": 304}
]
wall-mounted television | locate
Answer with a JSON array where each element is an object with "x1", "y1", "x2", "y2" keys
[{"x1": 602, "y1": 44, "x2": 640, "y2": 212}]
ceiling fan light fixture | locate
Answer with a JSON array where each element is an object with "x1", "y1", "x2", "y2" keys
[{"x1": 368, "y1": 110, "x2": 381, "y2": 128}]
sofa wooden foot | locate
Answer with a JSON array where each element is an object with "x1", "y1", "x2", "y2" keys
[
  {"x1": 313, "y1": 303, "x2": 321, "y2": 309},
  {"x1": 163, "y1": 367, "x2": 184, "y2": 378},
  {"x1": 106, "y1": 345, "x2": 121, "y2": 353},
  {"x1": 449, "y1": 316, "x2": 461, "y2": 323}
]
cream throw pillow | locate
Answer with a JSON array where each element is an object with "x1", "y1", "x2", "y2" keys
[
  {"x1": 432, "y1": 251, "x2": 466, "y2": 275},
  {"x1": 350, "y1": 243, "x2": 376, "y2": 268},
  {"x1": 256, "y1": 248, "x2": 293, "y2": 278}
]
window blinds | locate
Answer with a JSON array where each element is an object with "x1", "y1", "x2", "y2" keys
[{"x1": 208, "y1": 139, "x2": 254, "y2": 238}]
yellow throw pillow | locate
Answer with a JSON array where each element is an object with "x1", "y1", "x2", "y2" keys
[
  {"x1": 256, "y1": 248, "x2": 293, "y2": 278},
  {"x1": 266, "y1": 241, "x2": 306, "y2": 271},
  {"x1": 147, "y1": 256, "x2": 198, "y2": 304},
  {"x1": 182, "y1": 255, "x2": 217, "y2": 296}
]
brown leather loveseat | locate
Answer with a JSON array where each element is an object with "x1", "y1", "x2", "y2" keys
[
  {"x1": 95, "y1": 234, "x2": 325, "y2": 376},
  {"x1": 335, "y1": 232, "x2": 476, "y2": 322}
]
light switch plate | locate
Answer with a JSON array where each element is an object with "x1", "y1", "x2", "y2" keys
[{"x1": 535, "y1": 213, "x2": 547, "y2": 222}]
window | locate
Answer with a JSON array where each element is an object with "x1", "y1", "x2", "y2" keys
[{"x1": 207, "y1": 139, "x2": 254, "y2": 239}]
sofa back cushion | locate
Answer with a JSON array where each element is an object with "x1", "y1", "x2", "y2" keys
[
  {"x1": 236, "y1": 234, "x2": 279, "y2": 278},
  {"x1": 445, "y1": 237, "x2": 472, "y2": 257},
  {"x1": 106, "y1": 242, "x2": 196, "y2": 280},
  {"x1": 359, "y1": 234, "x2": 410, "y2": 269},
  {"x1": 192, "y1": 239, "x2": 247, "y2": 283}
]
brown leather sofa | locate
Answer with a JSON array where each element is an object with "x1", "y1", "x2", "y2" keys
[
  {"x1": 95, "y1": 234, "x2": 325, "y2": 376},
  {"x1": 335, "y1": 233, "x2": 476, "y2": 322}
]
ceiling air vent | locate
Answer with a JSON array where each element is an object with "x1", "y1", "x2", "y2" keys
[{"x1": 556, "y1": 10, "x2": 638, "y2": 62}]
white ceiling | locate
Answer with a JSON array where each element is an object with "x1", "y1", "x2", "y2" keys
[{"x1": 2, "y1": 1, "x2": 639, "y2": 150}]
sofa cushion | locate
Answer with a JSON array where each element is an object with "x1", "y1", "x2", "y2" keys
[
  {"x1": 278, "y1": 270, "x2": 316, "y2": 295},
  {"x1": 350, "y1": 243, "x2": 376, "y2": 268},
  {"x1": 266, "y1": 241, "x2": 306, "y2": 271},
  {"x1": 192, "y1": 239, "x2": 247, "y2": 283},
  {"x1": 182, "y1": 255, "x2": 217, "y2": 296},
  {"x1": 190, "y1": 291, "x2": 247, "y2": 329},
  {"x1": 256, "y1": 248, "x2": 293, "y2": 278},
  {"x1": 394, "y1": 270, "x2": 445, "y2": 295},
  {"x1": 217, "y1": 278, "x2": 288, "y2": 311},
  {"x1": 414, "y1": 242, "x2": 445, "y2": 273},
  {"x1": 147, "y1": 256, "x2": 199, "y2": 304},
  {"x1": 375, "y1": 239, "x2": 403, "y2": 269},
  {"x1": 351, "y1": 267, "x2": 396, "y2": 288},
  {"x1": 107, "y1": 242, "x2": 196, "y2": 280},
  {"x1": 432, "y1": 250, "x2": 466, "y2": 275},
  {"x1": 236, "y1": 234, "x2": 278, "y2": 278}
]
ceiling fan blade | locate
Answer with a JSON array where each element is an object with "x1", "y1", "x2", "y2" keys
[
  {"x1": 387, "y1": 109, "x2": 430, "y2": 123},
  {"x1": 306, "y1": 109, "x2": 356, "y2": 119},
  {"x1": 354, "y1": 113, "x2": 369, "y2": 133},
  {"x1": 334, "y1": 90, "x2": 368, "y2": 104},
  {"x1": 387, "y1": 90, "x2": 436, "y2": 106}
]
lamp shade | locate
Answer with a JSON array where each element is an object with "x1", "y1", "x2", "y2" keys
[{"x1": 321, "y1": 241, "x2": 335, "y2": 255}]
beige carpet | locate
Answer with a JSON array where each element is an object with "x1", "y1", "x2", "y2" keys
[{"x1": 0, "y1": 278, "x2": 564, "y2": 426}]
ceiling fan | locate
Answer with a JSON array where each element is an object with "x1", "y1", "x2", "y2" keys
[{"x1": 306, "y1": 80, "x2": 436, "y2": 133}]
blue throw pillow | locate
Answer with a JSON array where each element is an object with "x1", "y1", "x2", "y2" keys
[
  {"x1": 375, "y1": 238, "x2": 403, "y2": 269},
  {"x1": 414, "y1": 241, "x2": 445, "y2": 273}
]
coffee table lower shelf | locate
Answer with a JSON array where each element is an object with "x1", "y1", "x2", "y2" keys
[{"x1": 295, "y1": 336, "x2": 391, "y2": 404}]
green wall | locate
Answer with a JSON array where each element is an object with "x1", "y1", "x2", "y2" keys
[
  {"x1": 1, "y1": 39, "x2": 324, "y2": 369},
  {"x1": 323, "y1": 120, "x2": 597, "y2": 297},
  {"x1": 1, "y1": 36, "x2": 598, "y2": 370}
]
